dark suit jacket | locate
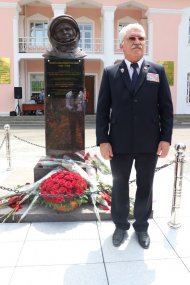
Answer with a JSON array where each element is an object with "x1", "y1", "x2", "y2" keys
[{"x1": 96, "y1": 59, "x2": 173, "y2": 154}]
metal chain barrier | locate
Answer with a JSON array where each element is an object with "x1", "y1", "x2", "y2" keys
[
  {"x1": 13, "y1": 134, "x2": 97, "y2": 149},
  {"x1": 0, "y1": 124, "x2": 186, "y2": 227},
  {"x1": 128, "y1": 160, "x2": 175, "y2": 185},
  {"x1": 13, "y1": 135, "x2": 45, "y2": 148},
  {"x1": 0, "y1": 185, "x2": 21, "y2": 194},
  {"x1": 0, "y1": 160, "x2": 175, "y2": 197},
  {"x1": 13, "y1": 135, "x2": 97, "y2": 149}
]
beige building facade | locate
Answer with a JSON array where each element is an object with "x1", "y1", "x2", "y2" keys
[{"x1": 0, "y1": 0, "x2": 190, "y2": 115}]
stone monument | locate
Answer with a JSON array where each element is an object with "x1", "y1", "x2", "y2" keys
[{"x1": 34, "y1": 14, "x2": 86, "y2": 181}]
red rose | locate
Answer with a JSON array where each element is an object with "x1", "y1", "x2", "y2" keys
[
  {"x1": 8, "y1": 195, "x2": 25, "y2": 211},
  {"x1": 64, "y1": 181, "x2": 73, "y2": 189}
]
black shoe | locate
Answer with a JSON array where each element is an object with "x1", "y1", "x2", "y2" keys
[
  {"x1": 136, "y1": 232, "x2": 150, "y2": 249},
  {"x1": 112, "y1": 228, "x2": 127, "y2": 247}
]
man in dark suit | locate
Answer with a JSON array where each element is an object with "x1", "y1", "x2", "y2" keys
[{"x1": 96, "y1": 23, "x2": 173, "y2": 249}]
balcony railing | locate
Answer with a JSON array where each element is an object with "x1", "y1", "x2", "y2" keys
[
  {"x1": 18, "y1": 37, "x2": 104, "y2": 54},
  {"x1": 78, "y1": 38, "x2": 104, "y2": 53},
  {"x1": 19, "y1": 37, "x2": 49, "y2": 53},
  {"x1": 18, "y1": 37, "x2": 149, "y2": 55}
]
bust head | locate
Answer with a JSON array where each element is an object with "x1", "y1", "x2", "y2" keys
[
  {"x1": 48, "y1": 15, "x2": 80, "y2": 47},
  {"x1": 44, "y1": 14, "x2": 86, "y2": 59}
]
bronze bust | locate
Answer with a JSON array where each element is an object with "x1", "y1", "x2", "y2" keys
[{"x1": 43, "y1": 14, "x2": 86, "y2": 59}]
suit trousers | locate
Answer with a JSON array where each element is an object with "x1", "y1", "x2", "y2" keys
[{"x1": 110, "y1": 153, "x2": 158, "y2": 232}]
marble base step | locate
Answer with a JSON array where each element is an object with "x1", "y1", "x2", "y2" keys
[{"x1": 0, "y1": 204, "x2": 111, "y2": 223}]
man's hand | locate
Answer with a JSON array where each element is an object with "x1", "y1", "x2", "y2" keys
[
  {"x1": 157, "y1": 141, "x2": 170, "y2": 158},
  {"x1": 100, "y1": 143, "x2": 113, "y2": 160}
]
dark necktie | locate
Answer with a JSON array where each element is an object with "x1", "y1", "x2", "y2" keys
[{"x1": 131, "y1": 63, "x2": 139, "y2": 91}]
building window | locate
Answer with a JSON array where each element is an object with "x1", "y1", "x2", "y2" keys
[
  {"x1": 187, "y1": 73, "x2": 190, "y2": 103},
  {"x1": 118, "y1": 22, "x2": 128, "y2": 33},
  {"x1": 30, "y1": 22, "x2": 48, "y2": 47},
  {"x1": 115, "y1": 22, "x2": 128, "y2": 49},
  {"x1": 30, "y1": 74, "x2": 44, "y2": 101},
  {"x1": 118, "y1": 22, "x2": 131, "y2": 44},
  {"x1": 78, "y1": 24, "x2": 93, "y2": 51}
]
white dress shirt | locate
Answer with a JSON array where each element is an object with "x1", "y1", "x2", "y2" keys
[{"x1": 124, "y1": 58, "x2": 144, "y2": 79}]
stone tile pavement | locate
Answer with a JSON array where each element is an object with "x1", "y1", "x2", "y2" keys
[{"x1": 0, "y1": 125, "x2": 190, "y2": 284}]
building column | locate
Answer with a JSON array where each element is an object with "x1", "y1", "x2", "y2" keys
[
  {"x1": 145, "y1": 9, "x2": 154, "y2": 61},
  {"x1": 51, "y1": 4, "x2": 66, "y2": 17},
  {"x1": 13, "y1": 5, "x2": 20, "y2": 88},
  {"x1": 101, "y1": 6, "x2": 116, "y2": 67},
  {"x1": 177, "y1": 8, "x2": 190, "y2": 113}
]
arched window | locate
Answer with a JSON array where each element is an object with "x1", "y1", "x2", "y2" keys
[
  {"x1": 77, "y1": 17, "x2": 94, "y2": 52},
  {"x1": 27, "y1": 14, "x2": 49, "y2": 48},
  {"x1": 78, "y1": 24, "x2": 93, "y2": 51},
  {"x1": 117, "y1": 16, "x2": 136, "y2": 40},
  {"x1": 30, "y1": 22, "x2": 48, "y2": 47}
]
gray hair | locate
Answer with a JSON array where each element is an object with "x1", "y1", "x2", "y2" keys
[{"x1": 119, "y1": 23, "x2": 146, "y2": 44}]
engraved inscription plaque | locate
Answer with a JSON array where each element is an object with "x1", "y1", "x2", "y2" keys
[
  {"x1": 45, "y1": 58, "x2": 85, "y2": 156},
  {"x1": 45, "y1": 58, "x2": 84, "y2": 96}
]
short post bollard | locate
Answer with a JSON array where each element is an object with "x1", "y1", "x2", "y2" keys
[
  {"x1": 168, "y1": 143, "x2": 186, "y2": 228},
  {"x1": 4, "y1": 124, "x2": 12, "y2": 171}
]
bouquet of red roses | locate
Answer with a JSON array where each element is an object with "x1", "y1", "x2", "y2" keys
[{"x1": 39, "y1": 170, "x2": 88, "y2": 212}]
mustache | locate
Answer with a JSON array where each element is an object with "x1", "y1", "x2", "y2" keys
[{"x1": 132, "y1": 44, "x2": 142, "y2": 49}]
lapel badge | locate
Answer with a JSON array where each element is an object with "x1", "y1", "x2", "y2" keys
[
  {"x1": 120, "y1": 68, "x2": 124, "y2": 73},
  {"x1": 143, "y1": 66, "x2": 148, "y2": 70}
]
